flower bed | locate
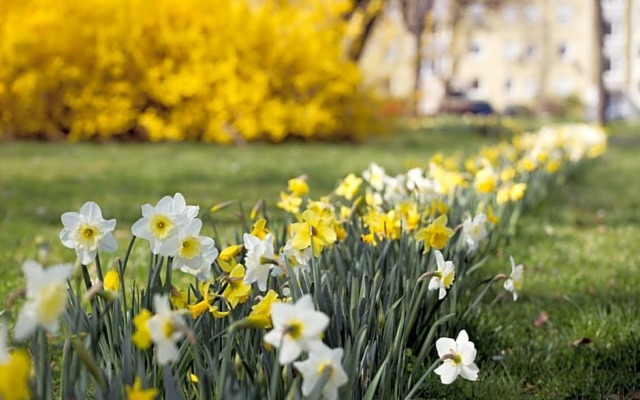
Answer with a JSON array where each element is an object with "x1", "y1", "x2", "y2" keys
[{"x1": 0, "y1": 124, "x2": 606, "y2": 399}]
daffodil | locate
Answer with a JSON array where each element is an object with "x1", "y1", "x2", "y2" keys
[
  {"x1": 165, "y1": 219, "x2": 218, "y2": 281},
  {"x1": 131, "y1": 193, "x2": 197, "y2": 255},
  {"x1": 474, "y1": 167, "x2": 497, "y2": 194},
  {"x1": 335, "y1": 173, "x2": 362, "y2": 200},
  {"x1": 422, "y1": 250, "x2": 455, "y2": 300},
  {"x1": 218, "y1": 244, "x2": 243, "y2": 273},
  {"x1": 462, "y1": 213, "x2": 487, "y2": 252},
  {"x1": 509, "y1": 183, "x2": 527, "y2": 202},
  {"x1": 147, "y1": 294, "x2": 188, "y2": 365},
  {"x1": 103, "y1": 269, "x2": 120, "y2": 295},
  {"x1": 293, "y1": 343, "x2": 348, "y2": 400},
  {"x1": 287, "y1": 176, "x2": 309, "y2": 196},
  {"x1": 434, "y1": 330, "x2": 479, "y2": 384},
  {"x1": 188, "y1": 282, "x2": 229, "y2": 319},
  {"x1": 264, "y1": 294, "x2": 329, "y2": 364},
  {"x1": 132, "y1": 309, "x2": 153, "y2": 350},
  {"x1": 277, "y1": 192, "x2": 303, "y2": 214},
  {"x1": 504, "y1": 256, "x2": 524, "y2": 301},
  {"x1": 415, "y1": 215, "x2": 454, "y2": 253},
  {"x1": 280, "y1": 239, "x2": 312, "y2": 277},
  {"x1": 245, "y1": 290, "x2": 281, "y2": 329},
  {"x1": 125, "y1": 377, "x2": 158, "y2": 400},
  {"x1": 59, "y1": 201, "x2": 117, "y2": 265},
  {"x1": 14, "y1": 260, "x2": 72, "y2": 340},
  {"x1": 362, "y1": 163, "x2": 386, "y2": 191},
  {"x1": 290, "y1": 210, "x2": 337, "y2": 257},
  {"x1": 250, "y1": 218, "x2": 270, "y2": 240},
  {"x1": 222, "y1": 264, "x2": 252, "y2": 308},
  {"x1": 243, "y1": 233, "x2": 277, "y2": 291},
  {"x1": 170, "y1": 286, "x2": 189, "y2": 310},
  {"x1": 0, "y1": 324, "x2": 31, "y2": 400}
]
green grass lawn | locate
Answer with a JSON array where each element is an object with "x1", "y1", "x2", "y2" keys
[{"x1": 1, "y1": 121, "x2": 638, "y2": 398}]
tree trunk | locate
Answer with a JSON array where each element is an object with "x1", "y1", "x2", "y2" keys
[{"x1": 595, "y1": 0, "x2": 607, "y2": 125}]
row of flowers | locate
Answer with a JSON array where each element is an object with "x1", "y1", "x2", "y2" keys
[{"x1": 0, "y1": 124, "x2": 605, "y2": 399}]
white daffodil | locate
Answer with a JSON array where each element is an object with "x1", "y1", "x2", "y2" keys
[
  {"x1": 434, "y1": 329, "x2": 479, "y2": 385},
  {"x1": 15, "y1": 261, "x2": 72, "y2": 340},
  {"x1": 462, "y1": 213, "x2": 488, "y2": 252},
  {"x1": 170, "y1": 192, "x2": 199, "y2": 220},
  {"x1": 294, "y1": 343, "x2": 348, "y2": 400},
  {"x1": 147, "y1": 294, "x2": 187, "y2": 365},
  {"x1": 161, "y1": 218, "x2": 218, "y2": 280},
  {"x1": 362, "y1": 163, "x2": 386, "y2": 192},
  {"x1": 279, "y1": 239, "x2": 312, "y2": 277},
  {"x1": 243, "y1": 233, "x2": 277, "y2": 291},
  {"x1": 264, "y1": 294, "x2": 329, "y2": 364},
  {"x1": 504, "y1": 256, "x2": 524, "y2": 301},
  {"x1": 131, "y1": 193, "x2": 196, "y2": 255},
  {"x1": 59, "y1": 201, "x2": 117, "y2": 265},
  {"x1": 428, "y1": 250, "x2": 456, "y2": 300}
]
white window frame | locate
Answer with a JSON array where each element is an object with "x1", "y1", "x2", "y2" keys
[
  {"x1": 524, "y1": 4, "x2": 539, "y2": 23},
  {"x1": 504, "y1": 42, "x2": 520, "y2": 61},
  {"x1": 502, "y1": 6, "x2": 517, "y2": 23},
  {"x1": 556, "y1": 3, "x2": 572, "y2": 25}
]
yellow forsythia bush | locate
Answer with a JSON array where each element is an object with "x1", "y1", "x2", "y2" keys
[{"x1": 0, "y1": 0, "x2": 382, "y2": 143}]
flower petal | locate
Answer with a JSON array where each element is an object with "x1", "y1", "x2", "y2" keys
[
  {"x1": 435, "y1": 337, "x2": 457, "y2": 358},
  {"x1": 434, "y1": 362, "x2": 459, "y2": 385},
  {"x1": 459, "y1": 362, "x2": 479, "y2": 381}
]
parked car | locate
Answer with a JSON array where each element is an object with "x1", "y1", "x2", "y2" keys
[
  {"x1": 467, "y1": 101, "x2": 494, "y2": 115},
  {"x1": 438, "y1": 94, "x2": 495, "y2": 115}
]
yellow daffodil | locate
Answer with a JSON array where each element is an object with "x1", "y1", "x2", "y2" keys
[
  {"x1": 250, "y1": 218, "x2": 270, "y2": 240},
  {"x1": 290, "y1": 209, "x2": 337, "y2": 257},
  {"x1": 510, "y1": 183, "x2": 527, "y2": 201},
  {"x1": 132, "y1": 309, "x2": 153, "y2": 350},
  {"x1": 277, "y1": 192, "x2": 303, "y2": 214},
  {"x1": 103, "y1": 269, "x2": 120, "y2": 292},
  {"x1": 218, "y1": 244, "x2": 243, "y2": 273},
  {"x1": 222, "y1": 265, "x2": 252, "y2": 309},
  {"x1": 415, "y1": 214, "x2": 454, "y2": 253},
  {"x1": 245, "y1": 290, "x2": 281, "y2": 329},
  {"x1": 0, "y1": 324, "x2": 31, "y2": 400},
  {"x1": 188, "y1": 281, "x2": 229, "y2": 319},
  {"x1": 335, "y1": 173, "x2": 362, "y2": 200},
  {"x1": 125, "y1": 377, "x2": 158, "y2": 400},
  {"x1": 287, "y1": 176, "x2": 309, "y2": 197},
  {"x1": 170, "y1": 287, "x2": 189, "y2": 310},
  {"x1": 474, "y1": 167, "x2": 497, "y2": 194}
]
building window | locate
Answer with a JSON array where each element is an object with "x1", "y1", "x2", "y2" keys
[
  {"x1": 603, "y1": 57, "x2": 612, "y2": 72},
  {"x1": 558, "y1": 43, "x2": 570, "y2": 61},
  {"x1": 469, "y1": 4, "x2": 485, "y2": 23},
  {"x1": 469, "y1": 78, "x2": 483, "y2": 97},
  {"x1": 505, "y1": 79, "x2": 513, "y2": 93},
  {"x1": 554, "y1": 77, "x2": 573, "y2": 97},
  {"x1": 502, "y1": 6, "x2": 517, "y2": 23},
  {"x1": 525, "y1": 79, "x2": 538, "y2": 98},
  {"x1": 524, "y1": 4, "x2": 539, "y2": 23},
  {"x1": 525, "y1": 43, "x2": 537, "y2": 59},
  {"x1": 556, "y1": 4, "x2": 572, "y2": 25},
  {"x1": 469, "y1": 40, "x2": 483, "y2": 58},
  {"x1": 504, "y1": 42, "x2": 520, "y2": 61}
]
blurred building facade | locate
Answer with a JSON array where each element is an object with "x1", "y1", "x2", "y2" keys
[{"x1": 359, "y1": 0, "x2": 640, "y2": 119}]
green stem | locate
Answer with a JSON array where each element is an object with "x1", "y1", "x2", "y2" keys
[
  {"x1": 403, "y1": 359, "x2": 441, "y2": 400},
  {"x1": 95, "y1": 253, "x2": 104, "y2": 282}
]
